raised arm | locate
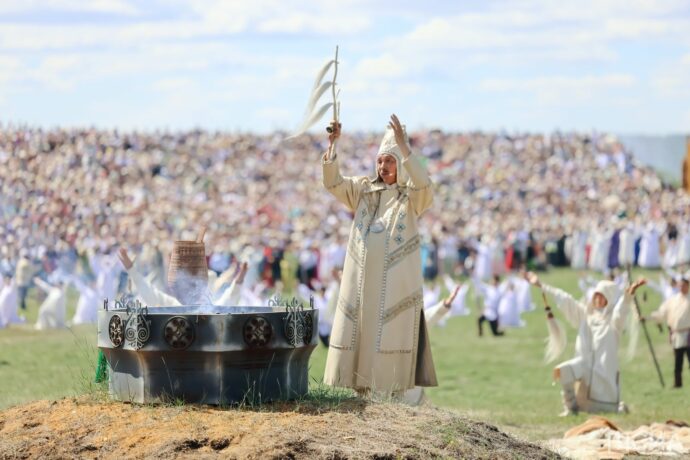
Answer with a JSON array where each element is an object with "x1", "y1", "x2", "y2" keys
[
  {"x1": 611, "y1": 279, "x2": 646, "y2": 333},
  {"x1": 525, "y1": 271, "x2": 585, "y2": 327},
  {"x1": 322, "y1": 123, "x2": 366, "y2": 212},
  {"x1": 118, "y1": 247, "x2": 179, "y2": 306},
  {"x1": 33, "y1": 277, "x2": 54, "y2": 294},
  {"x1": 389, "y1": 114, "x2": 433, "y2": 215}
]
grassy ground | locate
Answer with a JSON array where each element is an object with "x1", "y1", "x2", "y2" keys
[{"x1": 1, "y1": 267, "x2": 688, "y2": 442}]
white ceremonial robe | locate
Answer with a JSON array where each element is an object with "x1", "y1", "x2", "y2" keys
[
  {"x1": 638, "y1": 228, "x2": 661, "y2": 268},
  {"x1": 570, "y1": 231, "x2": 588, "y2": 270},
  {"x1": 498, "y1": 288, "x2": 524, "y2": 328},
  {"x1": 543, "y1": 283, "x2": 633, "y2": 412},
  {"x1": 649, "y1": 292, "x2": 690, "y2": 349},
  {"x1": 618, "y1": 226, "x2": 636, "y2": 267},
  {"x1": 0, "y1": 280, "x2": 23, "y2": 328},
  {"x1": 70, "y1": 277, "x2": 100, "y2": 325},
  {"x1": 322, "y1": 153, "x2": 436, "y2": 393},
  {"x1": 34, "y1": 278, "x2": 66, "y2": 330}
]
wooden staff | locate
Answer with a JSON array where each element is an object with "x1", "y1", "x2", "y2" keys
[{"x1": 626, "y1": 264, "x2": 665, "y2": 388}]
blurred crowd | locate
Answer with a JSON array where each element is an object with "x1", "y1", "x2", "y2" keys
[{"x1": 1, "y1": 124, "x2": 689, "y2": 324}]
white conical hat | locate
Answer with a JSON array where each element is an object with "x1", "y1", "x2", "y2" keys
[{"x1": 374, "y1": 125, "x2": 410, "y2": 186}]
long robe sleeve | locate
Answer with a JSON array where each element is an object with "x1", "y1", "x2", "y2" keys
[
  {"x1": 425, "y1": 301, "x2": 449, "y2": 327},
  {"x1": 649, "y1": 299, "x2": 669, "y2": 325},
  {"x1": 215, "y1": 279, "x2": 241, "y2": 306},
  {"x1": 127, "y1": 266, "x2": 180, "y2": 306},
  {"x1": 610, "y1": 292, "x2": 634, "y2": 334},
  {"x1": 402, "y1": 155, "x2": 433, "y2": 216},
  {"x1": 322, "y1": 154, "x2": 366, "y2": 213},
  {"x1": 33, "y1": 278, "x2": 54, "y2": 295},
  {"x1": 542, "y1": 283, "x2": 587, "y2": 328}
]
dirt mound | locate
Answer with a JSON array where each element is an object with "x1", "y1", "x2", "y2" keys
[{"x1": 0, "y1": 396, "x2": 559, "y2": 459}]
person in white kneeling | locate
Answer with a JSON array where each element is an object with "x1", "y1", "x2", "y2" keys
[{"x1": 525, "y1": 271, "x2": 645, "y2": 416}]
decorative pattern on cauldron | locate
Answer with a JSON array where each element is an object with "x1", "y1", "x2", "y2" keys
[
  {"x1": 270, "y1": 295, "x2": 314, "y2": 347},
  {"x1": 124, "y1": 302, "x2": 151, "y2": 350},
  {"x1": 108, "y1": 315, "x2": 124, "y2": 347},
  {"x1": 243, "y1": 316, "x2": 273, "y2": 347},
  {"x1": 164, "y1": 316, "x2": 195, "y2": 350}
]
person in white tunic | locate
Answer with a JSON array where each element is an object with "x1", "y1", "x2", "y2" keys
[
  {"x1": 638, "y1": 223, "x2": 661, "y2": 268},
  {"x1": 526, "y1": 271, "x2": 645, "y2": 415},
  {"x1": 569, "y1": 230, "x2": 588, "y2": 270},
  {"x1": 34, "y1": 277, "x2": 67, "y2": 330},
  {"x1": 117, "y1": 248, "x2": 245, "y2": 307},
  {"x1": 0, "y1": 275, "x2": 24, "y2": 328},
  {"x1": 70, "y1": 276, "x2": 100, "y2": 325},
  {"x1": 322, "y1": 115, "x2": 437, "y2": 396},
  {"x1": 644, "y1": 278, "x2": 690, "y2": 388},
  {"x1": 618, "y1": 222, "x2": 637, "y2": 268},
  {"x1": 497, "y1": 282, "x2": 524, "y2": 328}
]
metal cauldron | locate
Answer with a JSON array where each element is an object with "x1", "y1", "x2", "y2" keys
[{"x1": 97, "y1": 297, "x2": 318, "y2": 404}]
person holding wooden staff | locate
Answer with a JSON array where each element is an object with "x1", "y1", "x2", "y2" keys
[
  {"x1": 525, "y1": 271, "x2": 646, "y2": 415},
  {"x1": 321, "y1": 115, "x2": 437, "y2": 397}
]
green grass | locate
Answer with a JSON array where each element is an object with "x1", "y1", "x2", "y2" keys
[{"x1": 1, "y1": 268, "x2": 689, "y2": 442}]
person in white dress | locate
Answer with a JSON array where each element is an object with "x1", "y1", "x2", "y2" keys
[
  {"x1": 70, "y1": 276, "x2": 100, "y2": 325},
  {"x1": 0, "y1": 275, "x2": 24, "y2": 328},
  {"x1": 497, "y1": 281, "x2": 524, "y2": 328},
  {"x1": 34, "y1": 277, "x2": 67, "y2": 330},
  {"x1": 526, "y1": 271, "x2": 645, "y2": 415},
  {"x1": 638, "y1": 223, "x2": 661, "y2": 269},
  {"x1": 117, "y1": 248, "x2": 245, "y2": 307}
]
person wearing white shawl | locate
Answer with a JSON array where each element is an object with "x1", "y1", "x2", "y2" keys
[
  {"x1": 117, "y1": 248, "x2": 245, "y2": 306},
  {"x1": 618, "y1": 222, "x2": 637, "y2": 268},
  {"x1": 322, "y1": 114, "x2": 437, "y2": 396},
  {"x1": 497, "y1": 281, "x2": 524, "y2": 328},
  {"x1": 526, "y1": 272, "x2": 645, "y2": 416},
  {"x1": 34, "y1": 277, "x2": 67, "y2": 330},
  {"x1": 644, "y1": 278, "x2": 690, "y2": 388},
  {"x1": 0, "y1": 275, "x2": 24, "y2": 328},
  {"x1": 638, "y1": 223, "x2": 661, "y2": 268},
  {"x1": 70, "y1": 276, "x2": 100, "y2": 325}
]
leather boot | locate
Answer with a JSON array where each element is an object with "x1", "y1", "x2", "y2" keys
[{"x1": 559, "y1": 382, "x2": 578, "y2": 416}]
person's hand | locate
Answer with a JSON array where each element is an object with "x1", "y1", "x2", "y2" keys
[
  {"x1": 388, "y1": 114, "x2": 410, "y2": 158},
  {"x1": 328, "y1": 121, "x2": 341, "y2": 146},
  {"x1": 235, "y1": 261, "x2": 248, "y2": 284},
  {"x1": 118, "y1": 247, "x2": 133, "y2": 270},
  {"x1": 443, "y1": 284, "x2": 462, "y2": 309},
  {"x1": 525, "y1": 271, "x2": 541, "y2": 287},
  {"x1": 627, "y1": 278, "x2": 646, "y2": 296}
]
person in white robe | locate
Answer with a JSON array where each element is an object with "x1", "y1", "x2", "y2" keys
[
  {"x1": 497, "y1": 282, "x2": 524, "y2": 328},
  {"x1": 638, "y1": 223, "x2": 661, "y2": 269},
  {"x1": 34, "y1": 277, "x2": 67, "y2": 330},
  {"x1": 472, "y1": 239, "x2": 493, "y2": 281},
  {"x1": 569, "y1": 230, "x2": 588, "y2": 270},
  {"x1": 677, "y1": 223, "x2": 690, "y2": 266},
  {"x1": 618, "y1": 222, "x2": 637, "y2": 268},
  {"x1": 90, "y1": 251, "x2": 122, "y2": 303},
  {"x1": 70, "y1": 276, "x2": 100, "y2": 325},
  {"x1": 0, "y1": 275, "x2": 24, "y2": 328},
  {"x1": 644, "y1": 278, "x2": 690, "y2": 388},
  {"x1": 511, "y1": 273, "x2": 534, "y2": 313},
  {"x1": 526, "y1": 271, "x2": 645, "y2": 415},
  {"x1": 117, "y1": 248, "x2": 245, "y2": 307},
  {"x1": 322, "y1": 115, "x2": 437, "y2": 396},
  {"x1": 442, "y1": 275, "x2": 470, "y2": 317}
]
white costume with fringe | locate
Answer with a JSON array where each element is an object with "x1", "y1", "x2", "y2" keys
[{"x1": 543, "y1": 280, "x2": 633, "y2": 413}]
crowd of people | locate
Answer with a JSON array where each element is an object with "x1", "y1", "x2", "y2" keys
[{"x1": 0, "y1": 125, "x2": 689, "y2": 328}]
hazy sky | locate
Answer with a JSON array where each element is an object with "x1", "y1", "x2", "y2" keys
[{"x1": 1, "y1": 0, "x2": 690, "y2": 134}]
